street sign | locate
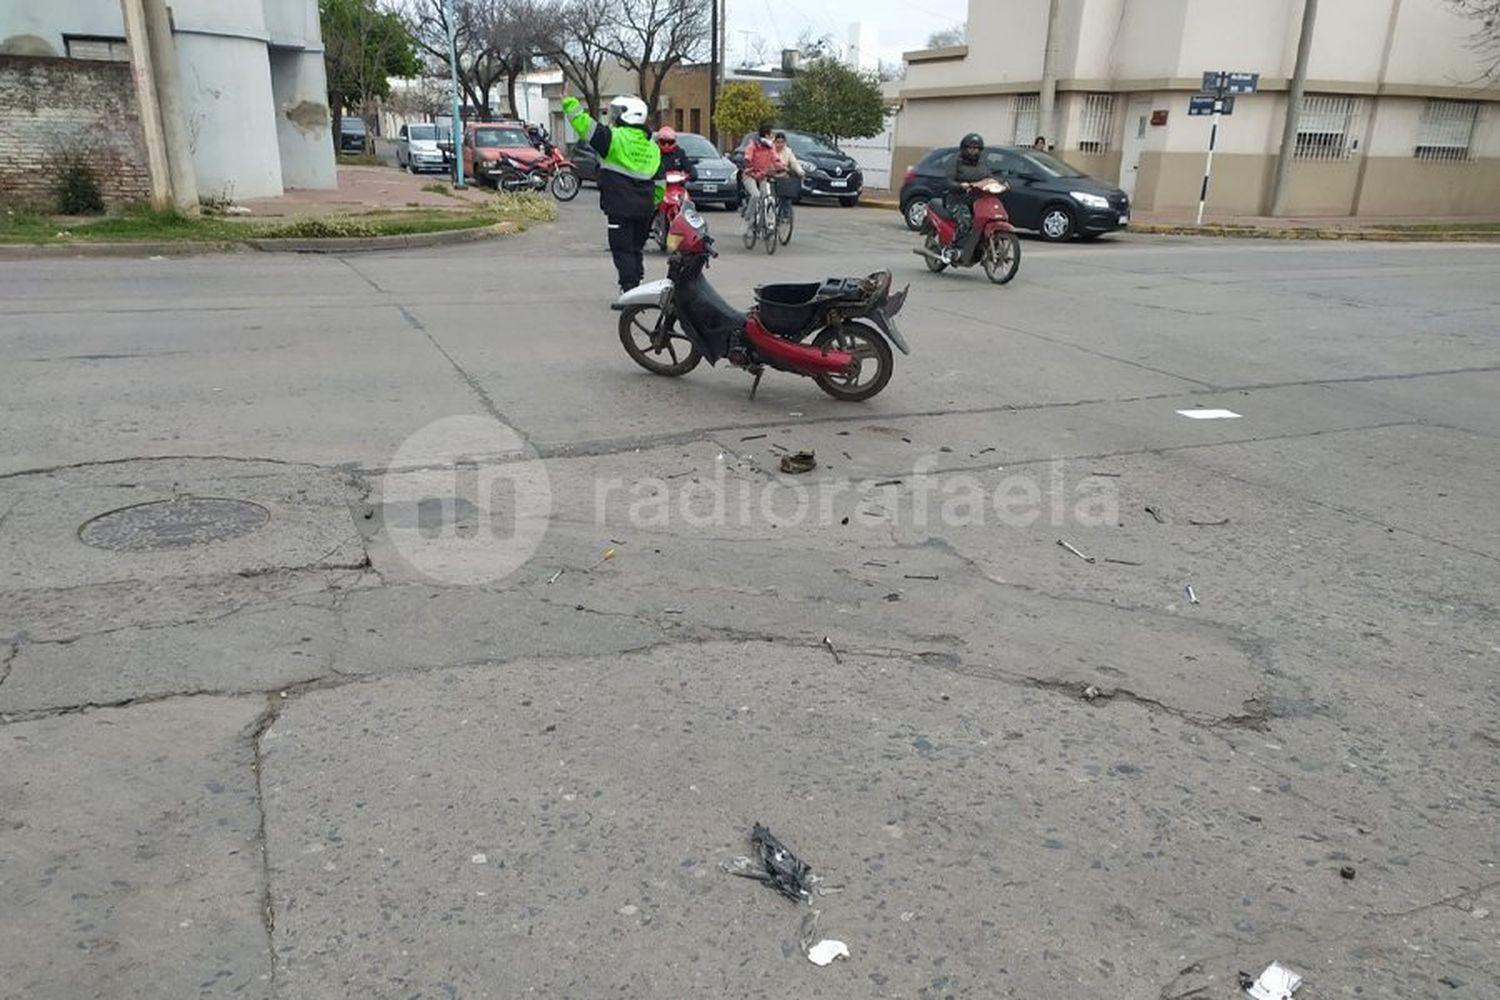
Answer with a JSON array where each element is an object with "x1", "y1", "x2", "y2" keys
[
  {"x1": 1188, "y1": 95, "x2": 1234, "y2": 116},
  {"x1": 1202, "y1": 71, "x2": 1260, "y2": 95}
]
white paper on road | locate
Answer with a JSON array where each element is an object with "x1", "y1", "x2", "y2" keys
[
  {"x1": 1245, "y1": 961, "x2": 1302, "y2": 999},
  {"x1": 1177, "y1": 408, "x2": 1243, "y2": 419},
  {"x1": 807, "y1": 939, "x2": 850, "y2": 966}
]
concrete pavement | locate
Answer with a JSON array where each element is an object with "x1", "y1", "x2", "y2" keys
[{"x1": 2, "y1": 202, "x2": 1498, "y2": 998}]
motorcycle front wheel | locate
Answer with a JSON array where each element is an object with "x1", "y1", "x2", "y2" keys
[
  {"x1": 811, "y1": 322, "x2": 893, "y2": 402},
  {"x1": 551, "y1": 167, "x2": 580, "y2": 201},
  {"x1": 650, "y1": 214, "x2": 667, "y2": 252},
  {"x1": 982, "y1": 230, "x2": 1021, "y2": 285},
  {"x1": 618, "y1": 305, "x2": 701, "y2": 376}
]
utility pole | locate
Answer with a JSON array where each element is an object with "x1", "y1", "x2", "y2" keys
[
  {"x1": 1269, "y1": 0, "x2": 1318, "y2": 216},
  {"x1": 1037, "y1": 0, "x2": 1062, "y2": 147},
  {"x1": 142, "y1": 0, "x2": 198, "y2": 213},
  {"x1": 1351, "y1": 0, "x2": 1402, "y2": 216},
  {"x1": 709, "y1": 0, "x2": 720, "y2": 145},
  {"x1": 119, "y1": 0, "x2": 172, "y2": 209},
  {"x1": 443, "y1": 0, "x2": 466, "y2": 188}
]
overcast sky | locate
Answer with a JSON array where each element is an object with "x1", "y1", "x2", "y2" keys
[{"x1": 725, "y1": 0, "x2": 968, "y2": 67}]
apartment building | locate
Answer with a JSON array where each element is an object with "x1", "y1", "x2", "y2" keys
[{"x1": 895, "y1": 0, "x2": 1500, "y2": 217}]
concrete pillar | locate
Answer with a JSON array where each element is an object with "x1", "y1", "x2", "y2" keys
[
  {"x1": 142, "y1": 0, "x2": 199, "y2": 212},
  {"x1": 118, "y1": 0, "x2": 172, "y2": 208},
  {"x1": 1037, "y1": 0, "x2": 1063, "y2": 148}
]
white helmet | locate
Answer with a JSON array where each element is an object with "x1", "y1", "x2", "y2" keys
[{"x1": 608, "y1": 94, "x2": 649, "y2": 127}]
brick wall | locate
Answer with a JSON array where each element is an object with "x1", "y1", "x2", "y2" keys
[{"x1": 0, "y1": 55, "x2": 152, "y2": 210}]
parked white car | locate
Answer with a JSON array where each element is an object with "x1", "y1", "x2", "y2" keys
[{"x1": 396, "y1": 123, "x2": 445, "y2": 174}]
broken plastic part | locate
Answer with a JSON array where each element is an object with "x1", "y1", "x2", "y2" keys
[
  {"x1": 732, "y1": 822, "x2": 816, "y2": 902},
  {"x1": 1244, "y1": 962, "x2": 1302, "y2": 999},
  {"x1": 807, "y1": 939, "x2": 849, "y2": 966}
]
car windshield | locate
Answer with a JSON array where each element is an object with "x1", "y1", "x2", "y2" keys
[
  {"x1": 473, "y1": 128, "x2": 529, "y2": 147},
  {"x1": 676, "y1": 133, "x2": 719, "y2": 159},
  {"x1": 408, "y1": 124, "x2": 436, "y2": 141},
  {"x1": 342, "y1": 119, "x2": 366, "y2": 132},
  {"x1": 1020, "y1": 150, "x2": 1086, "y2": 178},
  {"x1": 786, "y1": 132, "x2": 838, "y2": 156}
]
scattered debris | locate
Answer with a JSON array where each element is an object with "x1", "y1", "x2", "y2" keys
[
  {"x1": 864, "y1": 560, "x2": 889, "y2": 568},
  {"x1": 1339, "y1": 865, "x2": 1356, "y2": 880},
  {"x1": 789, "y1": 411, "x2": 803, "y2": 417},
  {"x1": 903, "y1": 573, "x2": 939, "y2": 580},
  {"x1": 588, "y1": 547, "x2": 616, "y2": 570},
  {"x1": 1057, "y1": 538, "x2": 1095, "y2": 563},
  {"x1": 1241, "y1": 962, "x2": 1302, "y2": 999},
  {"x1": 807, "y1": 940, "x2": 850, "y2": 966},
  {"x1": 1439, "y1": 976, "x2": 1462, "y2": 989},
  {"x1": 1103, "y1": 557, "x2": 1142, "y2": 566},
  {"x1": 840, "y1": 516, "x2": 850, "y2": 525},
  {"x1": 1144, "y1": 505, "x2": 1166, "y2": 524},
  {"x1": 780, "y1": 450, "x2": 817, "y2": 474},
  {"x1": 874, "y1": 479, "x2": 902, "y2": 487},
  {"x1": 1082, "y1": 684, "x2": 1102, "y2": 701},
  {"x1": 1185, "y1": 584, "x2": 1200, "y2": 605},
  {"x1": 1177, "y1": 408, "x2": 1242, "y2": 420},
  {"x1": 740, "y1": 433, "x2": 768, "y2": 441},
  {"x1": 1089, "y1": 471, "x2": 1122, "y2": 477},
  {"x1": 546, "y1": 568, "x2": 564, "y2": 585},
  {"x1": 663, "y1": 607, "x2": 685, "y2": 615},
  {"x1": 727, "y1": 823, "x2": 816, "y2": 902},
  {"x1": 224, "y1": 205, "x2": 253, "y2": 216},
  {"x1": 883, "y1": 592, "x2": 900, "y2": 602},
  {"x1": 978, "y1": 447, "x2": 995, "y2": 454},
  {"x1": 821, "y1": 636, "x2": 842, "y2": 664},
  {"x1": 1188, "y1": 518, "x2": 1230, "y2": 526},
  {"x1": 471, "y1": 853, "x2": 488, "y2": 864}
]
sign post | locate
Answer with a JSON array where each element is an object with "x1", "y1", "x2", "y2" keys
[{"x1": 1191, "y1": 71, "x2": 1258, "y2": 224}]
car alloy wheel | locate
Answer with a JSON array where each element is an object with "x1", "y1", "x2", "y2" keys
[
  {"x1": 1040, "y1": 206, "x2": 1074, "y2": 241},
  {"x1": 903, "y1": 198, "x2": 930, "y2": 231}
]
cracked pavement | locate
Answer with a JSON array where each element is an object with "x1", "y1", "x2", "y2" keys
[{"x1": 1, "y1": 205, "x2": 1498, "y2": 999}]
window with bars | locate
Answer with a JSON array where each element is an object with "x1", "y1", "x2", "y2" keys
[
  {"x1": 1012, "y1": 94, "x2": 1039, "y2": 146},
  {"x1": 1294, "y1": 94, "x2": 1364, "y2": 160},
  {"x1": 1077, "y1": 93, "x2": 1115, "y2": 153},
  {"x1": 65, "y1": 35, "x2": 129, "y2": 61},
  {"x1": 1415, "y1": 100, "x2": 1477, "y2": 161}
]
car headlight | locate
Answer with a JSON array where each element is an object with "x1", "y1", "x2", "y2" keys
[{"x1": 1070, "y1": 191, "x2": 1110, "y2": 209}]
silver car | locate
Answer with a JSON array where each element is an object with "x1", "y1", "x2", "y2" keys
[{"x1": 396, "y1": 123, "x2": 445, "y2": 174}]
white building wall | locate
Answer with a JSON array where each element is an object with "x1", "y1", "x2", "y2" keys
[
  {"x1": 270, "y1": 49, "x2": 336, "y2": 189},
  {"x1": 176, "y1": 33, "x2": 284, "y2": 199}
]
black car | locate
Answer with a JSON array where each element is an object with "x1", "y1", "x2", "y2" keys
[
  {"x1": 569, "y1": 140, "x2": 600, "y2": 183},
  {"x1": 899, "y1": 146, "x2": 1129, "y2": 241},
  {"x1": 338, "y1": 116, "x2": 369, "y2": 155},
  {"x1": 732, "y1": 130, "x2": 862, "y2": 206},
  {"x1": 674, "y1": 132, "x2": 740, "y2": 210}
]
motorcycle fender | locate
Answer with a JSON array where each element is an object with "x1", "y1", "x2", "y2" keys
[
  {"x1": 866, "y1": 311, "x2": 911, "y2": 356},
  {"x1": 611, "y1": 279, "x2": 673, "y2": 311}
]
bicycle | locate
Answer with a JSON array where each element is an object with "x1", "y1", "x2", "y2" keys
[
  {"x1": 773, "y1": 173, "x2": 799, "y2": 246},
  {"x1": 740, "y1": 178, "x2": 780, "y2": 255}
]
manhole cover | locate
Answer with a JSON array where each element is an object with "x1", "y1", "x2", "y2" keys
[{"x1": 78, "y1": 497, "x2": 270, "y2": 552}]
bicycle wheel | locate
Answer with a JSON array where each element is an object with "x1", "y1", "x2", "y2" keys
[
  {"x1": 741, "y1": 198, "x2": 758, "y2": 249},
  {"x1": 776, "y1": 198, "x2": 794, "y2": 245}
]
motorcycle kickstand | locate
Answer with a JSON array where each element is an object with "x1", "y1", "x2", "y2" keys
[{"x1": 748, "y1": 364, "x2": 765, "y2": 401}]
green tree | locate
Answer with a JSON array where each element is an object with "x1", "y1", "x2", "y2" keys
[
  {"x1": 320, "y1": 0, "x2": 420, "y2": 145},
  {"x1": 712, "y1": 81, "x2": 778, "y2": 147},
  {"x1": 779, "y1": 57, "x2": 886, "y2": 147}
]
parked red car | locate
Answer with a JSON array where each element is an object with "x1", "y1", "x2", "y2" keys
[{"x1": 463, "y1": 121, "x2": 546, "y2": 188}]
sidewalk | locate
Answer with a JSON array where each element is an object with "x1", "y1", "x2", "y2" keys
[
  {"x1": 239, "y1": 165, "x2": 498, "y2": 217},
  {"x1": 857, "y1": 187, "x2": 1500, "y2": 238}
]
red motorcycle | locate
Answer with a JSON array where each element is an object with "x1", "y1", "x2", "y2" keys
[
  {"x1": 915, "y1": 178, "x2": 1021, "y2": 284},
  {"x1": 650, "y1": 169, "x2": 691, "y2": 251},
  {"x1": 531, "y1": 143, "x2": 581, "y2": 201},
  {"x1": 613, "y1": 206, "x2": 910, "y2": 402}
]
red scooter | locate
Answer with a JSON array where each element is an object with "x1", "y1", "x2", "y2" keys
[
  {"x1": 650, "y1": 170, "x2": 690, "y2": 251},
  {"x1": 613, "y1": 207, "x2": 910, "y2": 402},
  {"x1": 916, "y1": 178, "x2": 1021, "y2": 284}
]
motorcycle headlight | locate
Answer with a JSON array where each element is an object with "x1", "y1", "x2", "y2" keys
[{"x1": 1070, "y1": 191, "x2": 1110, "y2": 209}]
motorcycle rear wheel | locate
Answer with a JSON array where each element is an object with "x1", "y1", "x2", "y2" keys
[
  {"x1": 811, "y1": 322, "x2": 893, "y2": 402},
  {"x1": 650, "y1": 214, "x2": 667, "y2": 252},
  {"x1": 618, "y1": 305, "x2": 701, "y2": 376},
  {"x1": 923, "y1": 232, "x2": 947, "y2": 272},
  {"x1": 551, "y1": 167, "x2": 580, "y2": 201}
]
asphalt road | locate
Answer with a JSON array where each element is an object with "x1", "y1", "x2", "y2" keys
[{"x1": 2, "y1": 203, "x2": 1498, "y2": 1000}]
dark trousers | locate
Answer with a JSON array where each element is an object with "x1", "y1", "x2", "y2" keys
[
  {"x1": 607, "y1": 215, "x2": 651, "y2": 292},
  {"x1": 945, "y1": 192, "x2": 974, "y2": 243}
]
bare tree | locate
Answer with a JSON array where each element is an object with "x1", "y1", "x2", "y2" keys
[
  {"x1": 539, "y1": 0, "x2": 614, "y2": 115},
  {"x1": 405, "y1": 0, "x2": 548, "y2": 115},
  {"x1": 1449, "y1": 0, "x2": 1500, "y2": 79},
  {"x1": 601, "y1": 0, "x2": 711, "y2": 123},
  {"x1": 925, "y1": 24, "x2": 966, "y2": 49}
]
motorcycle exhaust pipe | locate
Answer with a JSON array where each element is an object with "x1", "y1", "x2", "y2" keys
[{"x1": 913, "y1": 247, "x2": 948, "y2": 265}]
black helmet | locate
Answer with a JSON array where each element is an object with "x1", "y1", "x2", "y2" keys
[{"x1": 960, "y1": 133, "x2": 983, "y2": 161}]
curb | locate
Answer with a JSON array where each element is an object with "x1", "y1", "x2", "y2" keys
[
  {"x1": 0, "y1": 221, "x2": 517, "y2": 260},
  {"x1": 1125, "y1": 224, "x2": 1500, "y2": 242}
]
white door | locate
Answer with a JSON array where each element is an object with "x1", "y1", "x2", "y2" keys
[{"x1": 1118, "y1": 98, "x2": 1152, "y2": 200}]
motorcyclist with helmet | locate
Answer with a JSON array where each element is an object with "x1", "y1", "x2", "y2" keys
[
  {"x1": 946, "y1": 132, "x2": 992, "y2": 249},
  {"x1": 654, "y1": 127, "x2": 698, "y2": 185}
]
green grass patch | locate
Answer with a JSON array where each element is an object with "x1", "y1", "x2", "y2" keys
[
  {"x1": 336, "y1": 152, "x2": 384, "y2": 166},
  {"x1": 1373, "y1": 221, "x2": 1500, "y2": 233},
  {"x1": 421, "y1": 183, "x2": 455, "y2": 197}
]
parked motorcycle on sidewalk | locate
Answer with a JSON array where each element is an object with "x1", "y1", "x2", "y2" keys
[
  {"x1": 915, "y1": 178, "x2": 1021, "y2": 285},
  {"x1": 494, "y1": 155, "x2": 549, "y2": 194},
  {"x1": 649, "y1": 170, "x2": 691, "y2": 251},
  {"x1": 532, "y1": 146, "x2": 581, "y2": 201},
  {"x1": 613, "y1": 207, "x2": 910, "y2": 402}
]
